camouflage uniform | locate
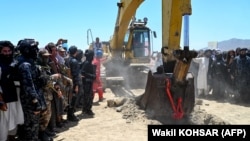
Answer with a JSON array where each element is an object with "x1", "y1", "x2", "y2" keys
[
  {"x1": 36, "y1": 48, "x2": 59, "y2": 140},
  {"x1": 16, "y1": 39, "x2": 46, "y2": 141},
  {"x1": 46, "y1": 42, "x2": 67, "y2": 128},
  {"x1": 39, "y1": 81, "x2": 53, "y2": 131}
]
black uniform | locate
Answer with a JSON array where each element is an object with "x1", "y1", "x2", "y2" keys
[
  {"x1": 66, "y1": 46, "x2": 81, "y2": 121},
  {"x1": 81, "y1": 49, "x2": 96, "y2": 116},
  {"x1": 211, "y1": 54, "x2": 227, "y2": 99}
]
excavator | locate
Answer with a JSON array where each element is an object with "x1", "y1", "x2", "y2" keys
[
  {"x1": 90, "y1": 0, "x2": 197, "y2": 120},
  {"x1": 88, "y1": 0, "x2": 157, "y2": 90}
]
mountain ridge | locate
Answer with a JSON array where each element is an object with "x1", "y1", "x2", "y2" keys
[
  {"x1": 215, "y1": 38, "x2": 250, "y2": 51},
  {"x1": 201, "y1": 38, "x2": 250, "y2": 51}
]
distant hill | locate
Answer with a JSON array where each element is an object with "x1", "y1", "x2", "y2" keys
[
  {"x1": 200, "y1": 38, "x2": 250, "y2": 51},
  {"x1": 218, "y1": 38, "x2": 250, "y2": 51}
]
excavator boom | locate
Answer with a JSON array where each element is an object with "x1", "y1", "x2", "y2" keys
[{"x1": 110, "y1": 0, "x2": 144, "y2": 58}]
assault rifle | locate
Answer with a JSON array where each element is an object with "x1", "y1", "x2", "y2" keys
[
  {"x1": 48, "y1": 61, "x2": 74, "y2": 109},
  {"x1": 49, "y1": 62, "x2": 72, "y2": 86}
]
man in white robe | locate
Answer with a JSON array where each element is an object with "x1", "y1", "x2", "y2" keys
[
  {"x1": 0, "y1": 40, "x2": 24, "y2": 141},
  {"x1": 190, "y1": 56, "x2": 210, "y2": 97}
]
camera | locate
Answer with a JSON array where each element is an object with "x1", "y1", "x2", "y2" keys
[{"x1": 62, "y1": 39, "x2": 68, "y2": 44}]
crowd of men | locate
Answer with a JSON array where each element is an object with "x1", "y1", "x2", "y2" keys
[
  {"x1": 0, "y1": 38, "x2": 104, "y2": 141},
  {"x1": 191, "y1": 47, "x2": 250, "y2": 103},
  {"x1": 1, "y1": 36, "x2": 249, "y2": 140}
]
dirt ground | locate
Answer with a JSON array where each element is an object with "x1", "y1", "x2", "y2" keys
[{"x1": 53, "y1": 87, "x2": 250, "y2": 141}]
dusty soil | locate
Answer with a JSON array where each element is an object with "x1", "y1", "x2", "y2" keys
[
  {"x1": 191, "y1": 98, "x2": 250, "y2": 125},
  {"x1": 53, "y1": 87, "x2": 250, "y2": 141}
]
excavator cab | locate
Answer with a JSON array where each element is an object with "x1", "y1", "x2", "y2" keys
[
  {"x1": 123, "y1": 17, "x2": 154, "y2": 66},
  {"x1": 103, "y1": 18, "x2": 155, "y2": 89},
  {"x1": 132, "y1": 30, "x2": 149, "y2": 57},
  {"x1": 129, "y1": 19, "x2": 151, "y2": 58}
]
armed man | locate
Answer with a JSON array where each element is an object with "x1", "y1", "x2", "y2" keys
[
  {"x1": 75, "y1": 49, "x2": 84, "y2": 108},
  {"x1": 37, "y1": 48, "x2": 62, "y2": 140},
  {"x1": 46, "y1": 42, "x2": 71, "y2": 129},
  {"x1": 65, "y1": 45, "x2": 81, "y2": 121},
  {"x1": 81, "y1": 49, "x2": 96, "y2": 116},
  {"x1": 16, "y1": 39, "x2": 47, "y2": 141}
]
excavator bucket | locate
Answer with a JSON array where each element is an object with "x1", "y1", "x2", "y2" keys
[{"x1": 138, "y1": 70, "x2": 195, "y2": 123}]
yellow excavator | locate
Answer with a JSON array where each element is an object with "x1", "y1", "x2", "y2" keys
[
  {"x1": 90, "y1": 0, "x2": 197, "y2": 120},
  {"x1": 91, "y1": 0, "x2": 157, "y2": 90}
]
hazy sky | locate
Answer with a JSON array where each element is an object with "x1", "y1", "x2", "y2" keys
[{"x1": 1, "y1": 0, "x2": 249, "y2": 51}]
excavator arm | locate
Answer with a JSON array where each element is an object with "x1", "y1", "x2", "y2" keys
[
  {"x1": 162, "y1": 0, "x2": 191, "y2": 53},
  {"x1": 110, "y1": 0, "x2": 144, "y2": 58},
  {"x1": 139, "y1": 0, "x2": 197, "y2": 121},
  {"x1": 161, "y1": 0, "x2": 197, "y2": 83}
]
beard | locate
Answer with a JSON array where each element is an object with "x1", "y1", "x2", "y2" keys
[
  {"x1": 0, "y1": 54, "x2": 13, "y2": 64},
  {"x1": 240, "y1": 54, "x2": 246, "y2": 58}
]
